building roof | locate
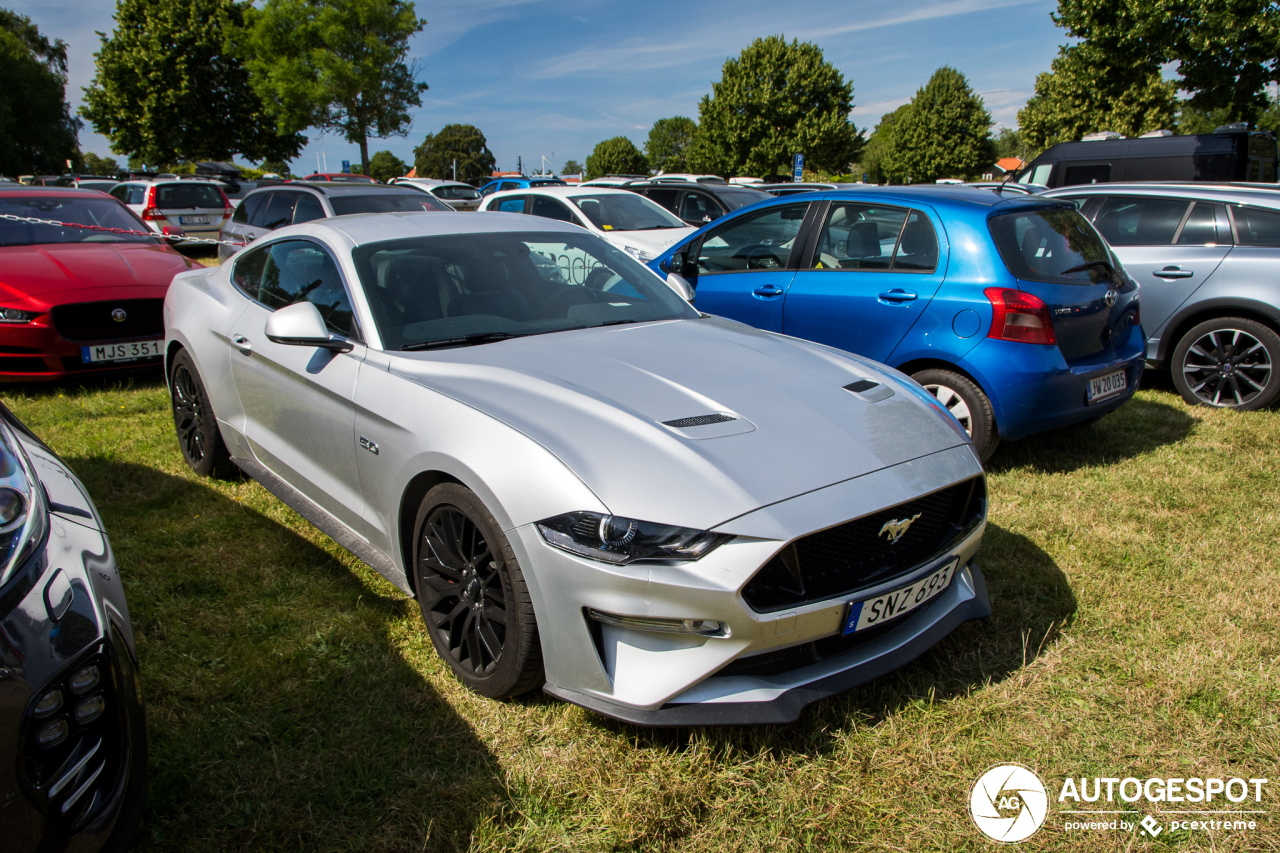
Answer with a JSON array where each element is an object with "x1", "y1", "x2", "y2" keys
[{"x1": 995, "y1": 157, "x2": 1025, "y2": 172}]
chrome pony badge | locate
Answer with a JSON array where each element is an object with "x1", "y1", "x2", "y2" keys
[
  {"x1": 879, "y1": 513, "x2": 922, "y2": 544},
  {"x1": 111, "y1": 308, "x2": 128, "y2": 322}
]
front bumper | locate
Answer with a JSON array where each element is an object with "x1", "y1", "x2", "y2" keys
[
  {"x1": 0, "y1": 299, "x2": 166, "y2": 383},
  {"x1": 513, "y1": 444, "x2": 989, "y2": 725}
]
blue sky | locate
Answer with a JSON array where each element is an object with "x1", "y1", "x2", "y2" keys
[{"x1": 8, "y1": 0, "x2": 1068, "y2": 175}]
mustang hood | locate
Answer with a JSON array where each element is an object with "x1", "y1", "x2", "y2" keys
[
  {"x1": 0, "y1": 243, "x2": 193, "y2": 305},
  {"x1": 390, "y1": 317, "x2": 969, "y2": 531}
]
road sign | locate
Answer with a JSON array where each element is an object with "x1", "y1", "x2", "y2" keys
[
  {"x1": 341, "y1": 160, "x2": 351, "y2": 174},
  {"x1": 793, "y1": 153, "x2": 804, "y2": 182}
]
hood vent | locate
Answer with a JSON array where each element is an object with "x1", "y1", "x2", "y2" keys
[
  {"x1": 843, "y1": 380, "x2": 879, "y2": 393},
  {"x1": 663, "y1": 413, "x2": 737, "y2": 428}
]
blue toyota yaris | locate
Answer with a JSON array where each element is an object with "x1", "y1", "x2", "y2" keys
[{"x1": 649, "y1": 186, "x2": 1146, "y2": 460}]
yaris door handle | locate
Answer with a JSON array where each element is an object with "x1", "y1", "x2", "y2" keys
[
  {"x1": 878, "y1": 288, "x2": 918, "y2": 302},
  {"x1": 1153, "y1": 266, "x2": 1194, "y2": 279},
  {"x1": 231, "y1": 334, "x2": 252, "y2": 354},
  {"x1": 752, "y1": 284, "x2": 784, "y2": 297}
]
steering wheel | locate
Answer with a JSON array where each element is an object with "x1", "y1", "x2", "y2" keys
[{"x1": 734, "y1": 244, "x2": 783, "y2": 270}]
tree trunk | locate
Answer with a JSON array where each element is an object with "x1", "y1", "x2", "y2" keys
[{"x1": 359, "y1": 136, "x2": 370, "y2": 178}]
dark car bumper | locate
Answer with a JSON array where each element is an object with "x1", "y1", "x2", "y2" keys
[{"x1": 0, "y1": 293, "x2": 166, "y2": 383}]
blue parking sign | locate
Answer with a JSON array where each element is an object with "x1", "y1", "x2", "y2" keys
[{"x1": 793, "y1": 153, "x2": 804, "y2": 182}]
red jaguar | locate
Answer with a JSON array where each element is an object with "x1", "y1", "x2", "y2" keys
[{"x1": 0, "y1": 187, "x2": 197, "y2": 382}]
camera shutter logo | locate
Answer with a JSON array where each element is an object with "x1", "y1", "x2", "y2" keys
[{"x1": 969, "y1": 764, "x2": 1049, "y2": 843}]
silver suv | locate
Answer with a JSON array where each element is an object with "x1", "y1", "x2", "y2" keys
[
  {"x1": 217, "y1": 182, "x2": 452, "y2": 261},
  {"x1": 1042, "y1": 182, "x2": 1280, "y2": 410}
]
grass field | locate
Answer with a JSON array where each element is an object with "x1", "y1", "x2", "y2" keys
[{"x1": 3, "y1": 373, "x2": 1276, "y2": 852}]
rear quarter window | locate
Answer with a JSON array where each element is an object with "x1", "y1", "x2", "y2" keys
[{"x1": 1231, "y1": 205, "x2": 1280, "y2": 246}]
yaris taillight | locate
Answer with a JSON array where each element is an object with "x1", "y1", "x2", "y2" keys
[{"x1": 984, "y1": 287, "x2": 1056, "y2": 346}]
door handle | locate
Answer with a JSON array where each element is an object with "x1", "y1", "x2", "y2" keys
[
  {"x1": 1153, "y1": 266, "x2": 1194, "y2": 279},
  {"x1": 752, "y1": 284, "x2": 784, "y2": 297},
  {"x1": 878, "y1": 289, "x2": 918, "y2": 302},
  {"x1": 231, "y1": 334, "x2": 252, "y2": 354}
]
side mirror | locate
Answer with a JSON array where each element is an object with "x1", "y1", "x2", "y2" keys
[
  {"x1": 669, "y1": 250, "x2": 688, "y2": 275},
  {"x1": 666, "y1": 273, "x2": 695, "y2": 303},
  {"x1": 264, "y1": 301, "x2": 353, "y2": 352}
]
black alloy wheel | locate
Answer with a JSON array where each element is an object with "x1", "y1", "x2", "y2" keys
[
  {"x1": 1172, "y1": 317, "x2": 1280, "y2": 411},
  {"x1": 413, "y1": 484, "x2": 542, "y2": 699},
  {"x1": 168, "y1": 349, "x2": 234, "y2": 478}
]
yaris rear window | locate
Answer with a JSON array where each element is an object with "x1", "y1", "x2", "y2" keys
[{"x1": 989, "y1": 207, "x2": 1119, "y2": 285}]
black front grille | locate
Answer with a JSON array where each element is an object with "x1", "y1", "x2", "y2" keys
[
  {"x1": 663, "y1": 413, "x2": 736, "y2": 428},
  {"x1": 741, "y1": 477, "x2": 985, "y2": 613},
  {"x1": 50, "y1": 299, "x2": 164, "y2": 343}
]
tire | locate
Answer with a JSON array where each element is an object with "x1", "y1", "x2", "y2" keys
[
  {"x1": 1171, "y1": 317, "x2": 1280, "y2": 410},
  {"x1": 168, "y1": 349, "x2": 236, "y2": 478},
  {"x1": 911, "y1": 368, "x2": 1000, "y2": 462},
  {"x1": 412, "y1": 483, "x2": 543, "y2": 699}
]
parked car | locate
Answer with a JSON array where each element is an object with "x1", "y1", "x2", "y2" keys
[
  {"x1": 0, "y1": 402, "x2": 147, "y2": 850},
  {"x1": 181, "y1": 174, "x2": 257, "y2": 208},
  {"x1": 216, "y1": 182, "x2": 451, "y2": 261},
  {"x1": 623, "y1": 180, "x2": 772, "y2": 227},
  {"x1": 477, "y1": 186, "x2": 695, "y2": 263},
  {"x1": 69, "y1": 178, "x2": 119, "y2": 193},
  {"x1": 477, "y1": 176, "x2": 567, "y2": 196},
  {"x1": 0, "y1": 187, "x2": 197, "y2": 382},
  {"x1": 164, "y1": 210, "x2": 991, "y2": 725},
  {"x1": 648, "y1": 186, "x2": 1146, "y2": 460},
  {"x1": 108, "y1": 178, "x2": 232, "y2": 244},
  {"x1": 389, "y1": 177, "x2": 483, "y2": 211},
  {"x1": 301, "y1": 173, "x2": 378, "y2": 184},
  {"x1": 577, "y1": 174, "x2": 648, "y2": 187},
  {"x1": 758, "y1": 182, "x2": 863, "y2": 196},
  {"x1": 1042, "y1": 182, "x2": 1280, "y2": 409}
]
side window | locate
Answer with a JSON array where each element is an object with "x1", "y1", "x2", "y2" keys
[
  {"x1": 1231, "y1": 205, "x2": 1280, "y2": 246},
  {"x1": 1062, "y1": 164, "x2": 1111, "y2": 186},
  {"x1": 1093, "y1": 196, "x2": 1189, "y2": 246},
  {"x1": 292, "y1": 193, "x2": 325, "y2": 224},
  {"x1": 529, "y1": 196, "x2": 575, "y2": 223},
  {"x1": 499, "y1": 181, "x2": 519, "y2": 192},
  {"x1": 129, "y1": 185, "x2": 147, "y2": 205},
  {"x1": 256, "y1": 192, "x2": 297, "y2": 229},
  {"x1": 811, "y1": 203, "x2": 908, "y2": 271},
  {"x1": 231, "y1": 244, "x2": 270, "y2": 297},
  {"x1": 643, "y1": 188, "x2": 679, "y2": 212},
  {"x1": 1176, "y1": 202, "x2": 1224, "y2": 245},
  {"x1": 680, "y1": 192, "x2": 720, "y2": 224},
  {"x1": 892, "y1": 211, "x2": 939, "y2": 272},
  {"x1": 258, "y1": 241, "x2": 356, "y2": 336},
  {"x1": 233, "y1": 193, "x2": 264, "y2": 224},
  {"x1": 495, "y1": 195, "x2": 527, "y2": 214},
  {"x1": 109, "y1": 185, "x2": 129, "y2": 202},
  {"x1": 696, "y1": 203, "x2": 809, "y2": 274}
]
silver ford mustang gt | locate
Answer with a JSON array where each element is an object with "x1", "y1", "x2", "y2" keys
[{"x1": 163, "y1": 211, "x2": 990, "y2": 725}]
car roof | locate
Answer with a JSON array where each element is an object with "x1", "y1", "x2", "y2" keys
[
  {"x1": 485, "y1": 186, "x2": 634, "y2": 199},
  {"x1": 298, "y1": 210, "x2": 585, "y2": 247},
  {"x1": 117, "y1": 177, "x2": 222, "y2": 186},
  {"x1": 1042, "y1": 182, "x2": 1280, "y2": 204},
  {"x1": 393, "y1": 178, "x2": 473, "y2": 188},
  {"x1": 800, "y1": 184, "x2": 1068, "y2": 210},
  {"x1": 0, "y1": 186, "x2": 116, "y2": 198},
  {"x1": 243, "y1": 182, "x2": 425, "y2": 198}
]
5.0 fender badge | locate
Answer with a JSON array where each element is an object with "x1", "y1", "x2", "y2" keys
[{"x1": 879, "y1": 513, "x2": 922, "y2": 544}]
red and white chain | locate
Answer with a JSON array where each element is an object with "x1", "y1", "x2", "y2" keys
[{"x1": 0, "y1": 212, "x2": 246, "y2": 248}]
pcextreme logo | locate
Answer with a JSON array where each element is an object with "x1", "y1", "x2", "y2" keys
[{"x1": 969, "y1": 764, "x2": 1050, "y2": 843}]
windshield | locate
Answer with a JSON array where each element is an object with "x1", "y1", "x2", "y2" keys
[
  {"x1": 352, "y1": 231, "x2": 698, "y2": 350},
  {"x1": 570, "y1": 193, "x2": 687, "y2": 231},
  {"x1": 433, "y1": 185, "x2": 482, "y2": 201},
  {"x1": 330, "y1": 192, "x2": 451, "y2": 215},
  {"x1": 0, "y1": 196, "x2": 157, "y2": 246},
  {"x1": 989, "y1": 207, "x2": 1119, "y2": 285}
]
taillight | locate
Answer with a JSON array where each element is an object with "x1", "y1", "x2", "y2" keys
[
  {"x1": 984, "y1": 287, "x2": 1056, "y2": 345},
  {"x1": 218, "y1": 187, "x2": 233, "y2": 219},
  {"x1": 140, "y1": 185, "x2": 163, "y2": 221}
]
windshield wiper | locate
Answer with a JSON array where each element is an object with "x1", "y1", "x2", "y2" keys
[
  {"x1": 401, "y1": 331, "x2": 525, "y2": 351},
  {"x1": 1059, "y1": 259, "x2": 1116, "y2": 277}
]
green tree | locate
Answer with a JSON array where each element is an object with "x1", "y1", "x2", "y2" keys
[
  {"x1": 1048, "y1": 0, "x2": 1280, "y2": 128},
  {"x1": 645, "y1": 116, "x2": 697, "y2": 173},
  {"x1": 686, "y1": 35, "x2": 861, "y2": 178},
  {"x1": 82, "y1": 0, "x2": 301, "y2": 167},
  {"x1": 257, "y1": 158, "x2": 291, "y2": 177},
  {"x1": 413, "y1": 124, "x2": 495, "y2": 183},
  {"x1": 855, "y1": 104, "x2": 910, "y2": 184},
  {"x1": 369, "y1": 149, "x2": 406, "y2": 181},
  {"x1": 560, "y1": 158, "x2": 583, "y2": 175},
  {"x1": 1017, "y1": 45, "x2": 1177, "y2": 150},
  {"x1": 0, "y1": 10, "x2": 79, "y2": 176},
  {"x1": 886, "y1": 67, "x2": 995, "y2": 184},
  {"x1": 245, "y1": 0, "x2": 427, "y2": 178},
  {"x1": 584, "y1": 136, "x2": 648, "y2": 180},
  {"x1": 80, "y1": 152, "x2": 120, "y2": 176}
]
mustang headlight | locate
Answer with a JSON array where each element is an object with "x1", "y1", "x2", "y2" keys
[
  {"x1": 537, "y1": 511, "x2": 728, "y2": 565},
  {"x1": 0, "y1": 421, "x2": 48, "y2": 587}
]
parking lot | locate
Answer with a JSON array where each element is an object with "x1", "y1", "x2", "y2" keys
[{"x1": 3, "y1": 371, "x2": 1274, "y2": 852}]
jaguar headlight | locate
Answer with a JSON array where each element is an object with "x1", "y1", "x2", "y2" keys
[
  {"x1": 537, "y1": 511, "x2": 728, "y2": 565},
  {"x1": 0, "y1": 421, "x2": 48, "y2": 587},
  {"x1": 0, "y1": 308, "x2": 39, "y2": 324}
]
